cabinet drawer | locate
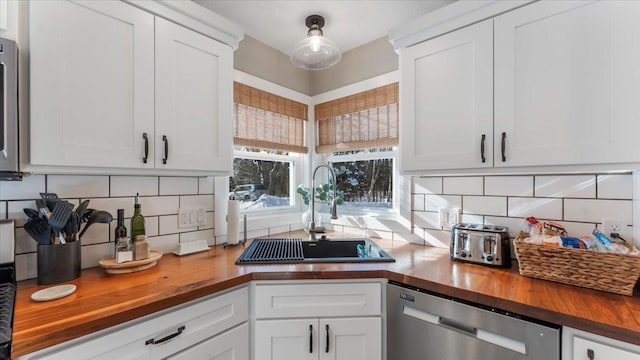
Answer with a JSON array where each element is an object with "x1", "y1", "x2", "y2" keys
[
  {"x1": 27, "y1": 287, "x2": 248, "y2": 360},
  {"x1": 574, "y1": 336, "x2": 640, "y2": 360},
  {"x1": 166, "y1": 323, "x2": 248, "y2": 360},
  {"x1": 254, "y1": 282, "x2": 381, "y2": 318}
]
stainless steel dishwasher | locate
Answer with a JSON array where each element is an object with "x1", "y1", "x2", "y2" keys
[{"x1": 387, "y1": 282, "x2": 560, "y2": 359}]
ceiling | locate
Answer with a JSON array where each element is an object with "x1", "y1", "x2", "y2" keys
[{"x1": 194, "y1": 1, "x2": 454, "y2": 55}]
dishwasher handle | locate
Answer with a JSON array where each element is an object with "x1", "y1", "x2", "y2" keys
[{"x1": 439, "y1": 317, "x2": 477, "y2": 336}]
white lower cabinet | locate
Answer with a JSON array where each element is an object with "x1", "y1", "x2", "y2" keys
[
  {"x1": 252, "y1": 281, "x2": 384, "y2": 360},
  {"x1": 563, "y1": 326, "x2": 640, "y2": 360},
  {"x1": 20, "y1": 287, "x2": 249, "y2": 360},
  {"x1": 166, "y1": 323, "x2": 249, "y2": 360}
]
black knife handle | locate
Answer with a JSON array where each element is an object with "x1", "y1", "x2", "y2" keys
[
  {"x1": 309, "y1": 324, "x2": 313, "y2": 353},
  {"x1": 325, "y1": 324, "x2": 330, "y2": 353},
  {"x1": 142, "y1": 133, "x2": 149, "y2": 164},
  {"x1": 501, "y1": 132, "x2": 506, "y2": 162},
  {"x1": 480, "y1": 134, "x2": 486, "y2": 163},
  {"x1": 145, "y1": 325, "x2": 185, "y2": 345},
  {"x1": 162, "y1": 135, "x2": 168, "y2": 165}
]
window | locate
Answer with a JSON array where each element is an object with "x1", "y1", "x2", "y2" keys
[
  {"x1": 316, "y1": 83, "x2": 398, "y2": 213},
  {"x1": 230, "y1": 82, "x2": 307, "y2": 211}
]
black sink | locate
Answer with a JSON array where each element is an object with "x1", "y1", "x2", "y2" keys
[{"x1": 235, "y1": 238, "x2": 395, "y2": 264}]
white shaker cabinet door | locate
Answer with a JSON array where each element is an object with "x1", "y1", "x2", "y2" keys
[
  {"x1": 494, "y1": 0, "x2": 640, "y2": 167},
  {"x1": 254, "y1": 319, "x2": 317, "y2": 360},
  {"x1": 155, "y1": 17, "x2": 233, "y2": 172},
  {"x1": 400, "y1": 19, "x2": 493, "y2": 173},
  {"x1": 320, "y1": 318, "x2": 381, "y2": 360},
  {"x1": 573, "y1": 336, "x2": 640, "y2": 360},
  {"x1": 29, "y1": 0, "x2": 155, "y2": 168}
]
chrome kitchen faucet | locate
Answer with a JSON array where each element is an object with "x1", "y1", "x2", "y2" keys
[{"x1": 309, "y1": 164, "x2": 339, "y2": 241}]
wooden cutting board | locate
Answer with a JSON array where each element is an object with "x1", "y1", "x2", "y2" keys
[{"x1": 98, "y1": 250, "x2": 162, "y2": 274}]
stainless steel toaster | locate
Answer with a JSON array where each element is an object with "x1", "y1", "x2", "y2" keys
[{"x1": 450, "y1": 223, "x2": 511, "y2": 267}]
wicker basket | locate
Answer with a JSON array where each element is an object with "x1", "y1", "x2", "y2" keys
[{"x1": 513, "y1": 233, "x2": 640, "y2": 296}]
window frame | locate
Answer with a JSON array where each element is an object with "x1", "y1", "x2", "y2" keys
[
  {"x1": 231, "y1": 148, "x2": 302, "y2": 214},
  {"x1": 324, "y1": 147, "x2": 399, "y2": 216}
]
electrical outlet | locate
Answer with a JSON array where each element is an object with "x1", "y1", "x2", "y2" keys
[
  {"x1": 447, "y1": 208, "x2": 461, "y2": 229},
  {"x1": 178, "y1": 208, "x2": 204, "y2": 228},
  {"x1": 439, "y1": 208, "x2": 461, "y2": 230},
  {"x1": 195, "y1": 208, "x2": 206, "y2": 227},
  {"x1": 601, "y1": 218, "x2": 632, "y2": 243},
  {"x1": 178, "y1": 209, "x2": 190, "y2": 228}
]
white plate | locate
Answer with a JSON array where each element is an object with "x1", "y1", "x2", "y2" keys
[{"x1": 31, "y1": 284, "x2": 77, "y2": 302}]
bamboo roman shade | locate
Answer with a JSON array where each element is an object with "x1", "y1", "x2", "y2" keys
[
  {"x1": 233, "y1": 82, "x2": 308, "y2": 153},
  {"x1": 315, "y1": 83, "x2": 398, "y2": 154}
]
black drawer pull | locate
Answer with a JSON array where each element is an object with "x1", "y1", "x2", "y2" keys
[
  {"x1": 501, "y1": 132, "x2": 506, "y2": 162},
  {"x1": 325, "y1": 324, "x2": 330, "y2": 353},
  {"x1": 587, "y1": 349, "x2": 595, "y2": 360},
  {"x1": 162, "y1": 135, "x2": 169, "y2": 164},
  {"x1": 145, "y1": 325, "x2": 185, "y2": 345},
  {"x1": 142, "y1": 133, "x2": 149, "y2": 164},
  {"x1": 481, "y1": 134, "x2": 486, "y2": 163},
  {"x1": 309, "y1": 324, "x2": 313, "y2": 353}
]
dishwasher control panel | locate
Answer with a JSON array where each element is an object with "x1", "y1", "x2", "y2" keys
[{"x1": 450, "y1": 223, "x2": 511, "y2": 267}]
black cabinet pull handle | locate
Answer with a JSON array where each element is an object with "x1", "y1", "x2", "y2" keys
[
  {"x1": 480, "y1": 134, "x2": 486, "y2": 163},
  {"x1": 501, "y1": 132, "x2": 506, "y2": 162},
  {"x1": 162, "y1": 135, "x2": 168, "y2": 164},
  {"x1": 142, "y1": 133, "x2": 149, "y2": 164},
  {"x1": 309, "y1": 324, "x2": 313, "y2": 353},
  {"x1": 325, "y1": 324, "x2": 330, "y2": 353},
  {"x1": 587, "y1": 349, "x2": 595, "y2": 360},
  {"x1": 145, "y1": 325, "x2": 185, "y2": 345}
]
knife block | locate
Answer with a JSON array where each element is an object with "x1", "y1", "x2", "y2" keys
[{"x1": 37, "y1": 241, "x2": 81, "y2": 285}]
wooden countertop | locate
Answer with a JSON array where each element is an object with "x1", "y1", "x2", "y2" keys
[{"x1": 12, "y1": 236, "x2": 640, "y2": 357}]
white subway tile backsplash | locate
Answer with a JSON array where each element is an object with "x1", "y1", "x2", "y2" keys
[
  {"x1": 145, "y1": 216, "x2": 159, "y2": 237},
  {"x1": 414, "y1": 177, "x2": 442, "y2": 194},
  {"x1": 199, "y1": 211, "x2": 215, "y2": 230},
  {"x1": 87, "y1": 197, "x2": 135, "y2": 219},
  {"x1": 0, "y1": 175, "x2": 45, "y2": 200},
  {"x1": 423, "y1": 229, "x2": 450, "y2": 247},
  {"x1": 149, "y1": 234, "x2": 179, "y2": 254},
  {"x1": 160, "y1": 177, "x2": 198, "y2": 196},
  {"x1": 443, "y1": 177, "x2": 483, "y2": 195},
  {"x1": 412, "y1": 194, "x2": 425, "y2": 211},
  {"x1": 460, "y1": 214, "x2": 483, "y2": 224},
  {"x1": 562, "y1": 222, "x2": 598, "y2": 238},
  {"x1": 82, "y1": 243, "x2": 113, "y2": 269},
  {"x1": 199, "y1": 177, "x2": 215, "y2": 195},
  {"x1": 425, "y1": 195, "x2": 462, "y2": 211},
  {"x1": 7, "y1": 201, "x2": 37, "y2": 227},
  {"x1": 15, "y1": 228, "x2": 37, "y2": 254},
  {"x1": 414, "y1": 211, "x2": 439, "y2": 229},
  {"x1": 160, "y1": 215, "x2": 196, "y2": 235},
  {"x1": 140, "y1": 196, "x2": 179, "y2": 216},
  {"x1": 535, "y1": 175, "x2": 595, "y2": 198},
  {"x1": 180, "y1": 195, "x2": 214, "y2": 211},
  {"x1": 110, "y1": 176, "x2": 158, "y2": 197},
  {"x1": 564, "y1": 199, "x2": 632, "y2": 224},
  {"x1": 80, "y1": 223, "x2": 110, "y2": 246},
  {"x1": 508, "y1": 197, "x2": 563, "y2": 220},
  {"x1": 485, "y1": 176, "x2": 533, "y2": 197},
  {"x1": 48, "y1": 175, "x2": 109, "y2": 198},
  {"x1": 463, "y1": 196, "x2": 507, "y2": 216},
  {"x1": 484, "y1": 216, "x2": 527, "y2": 236},
  {"x1": 15, "y1": 253, "x2": 37, "y2": 282},
  {"x1": 597, "y1": 174, "x2": 633, "y2": 199}
]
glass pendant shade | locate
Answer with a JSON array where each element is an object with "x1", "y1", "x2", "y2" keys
[{"x1": 290, "y1": 16, "x2": 342, "y2": 70}]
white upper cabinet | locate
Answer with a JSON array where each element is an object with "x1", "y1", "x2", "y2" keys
[
  {"x1": 155, "y1": 17, "x2": 232, "y2": 172},
  {"x1": 397, "y1": 0, "x2": 640, "y2": 174},
  {"x1": 29, "y1": 0, "x2": 155, "y2": 169},
  {"x1": 494, "y1": 0, "x2": 640, "y2": 168},
  {"x1": 28, "y1": 0, "x2": 238, "y2": 175},
  {"x1": 400, "y1": 19, "x2": 493, "y2": 172}
]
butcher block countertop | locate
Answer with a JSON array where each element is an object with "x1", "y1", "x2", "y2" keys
[{"x1": 13, "y1": 234, "x2": 640, "y2": 357}]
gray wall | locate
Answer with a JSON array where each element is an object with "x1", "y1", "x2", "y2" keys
[
  {"x1": 234, "y1": 36, "x2": 312, "y2": 95},
  {"x1": 234, "y1": 36, "x2": 398, "y2": 96}
]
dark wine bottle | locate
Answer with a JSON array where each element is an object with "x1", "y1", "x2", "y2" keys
[{"x1": 115, "y1": 208, "x2": 127, "y2": 253}]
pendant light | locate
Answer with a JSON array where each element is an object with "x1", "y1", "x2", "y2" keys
[{"x1": 290, "y1": 15, "x2": 342, "y2": 70}]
